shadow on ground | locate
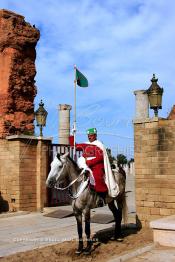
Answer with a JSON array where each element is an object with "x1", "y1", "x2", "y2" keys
[{"x1": 92, "y1": 223, "x2": 140, "y2": 244}]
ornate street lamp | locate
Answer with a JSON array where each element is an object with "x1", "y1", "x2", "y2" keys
[
  {"x1": 146, "y1": 74, "x2": 164, "y2": 117},
  {"x1": 35, "y1": 100, "x2": 48, "y2": 136}
]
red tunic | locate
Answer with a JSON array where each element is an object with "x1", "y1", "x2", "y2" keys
[{"x1": 76, "y1": 143, "x2": 108, "y2": 192}]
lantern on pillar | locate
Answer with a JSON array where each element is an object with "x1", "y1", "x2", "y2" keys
[
  {"x1": 146, "y1": 74, "x2": 163, "y2": 117},
  {"x1": 35, "y1": 100, "x2": 48, "y2": 136}
]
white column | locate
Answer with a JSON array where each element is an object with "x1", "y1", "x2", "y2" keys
[
  {"x1": 58, "y1": 104, "x2": 72, "y2": 145},
  {"x1": 134, "y1": 90, "x2": 149, "y2": 121}
]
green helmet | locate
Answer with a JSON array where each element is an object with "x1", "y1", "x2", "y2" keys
[{"x1": 87, "y1": 128, "x2": 97, "y2": 135}]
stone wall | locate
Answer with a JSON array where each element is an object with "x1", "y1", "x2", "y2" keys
[
  {"x1": 168, "y1": 105, "x2": 175, "y2": 120},
  {"x1": 0, "y1": 9, "x2": 40, "y2": 138},
  {"x1": 0, "y1": 136, "x2": 51, "y2": 212},
  {"x1": 134, "y1": 117, "x2": 175, "y2": 227}
]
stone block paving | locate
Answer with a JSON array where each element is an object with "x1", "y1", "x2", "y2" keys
[
  {"x1": 1, "y1": 174, "x2": 175, "y2": 261},
  {"x1": 0, "y1": 211, "x2": 112, "y2": 257},
  {"x1": 0, "y1": 174, "x2": 137, "y2": 258},
  {"x1": 1, "y1": 163, "x2": 174, "y2": 261}
]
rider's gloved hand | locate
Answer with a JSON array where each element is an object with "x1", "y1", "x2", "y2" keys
[{"x1": 84, "y1": 170, "x2": 90, "y2": 179}]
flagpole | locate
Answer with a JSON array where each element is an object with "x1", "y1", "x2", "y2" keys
[{"x1": 73, "y1": 65, "x2": 77, "y2": 160}]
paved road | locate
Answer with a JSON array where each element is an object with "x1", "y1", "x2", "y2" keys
[
  {"x1": 1, "y1": 174, "x2": 174, "y2": 261},
  {"x1": 125, "y1": 174, "x2": 136, "y2": 214},
  {"x1": 0, "y1": 209, "x2": 115, "y2": 257},
  {"x1": 0, "y1": 174, "x2": 136, "y2": 258}
]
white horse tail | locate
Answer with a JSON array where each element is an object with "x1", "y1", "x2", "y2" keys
[{"x1": 122, "y1": 193, "x2": 128, "y2": 225}]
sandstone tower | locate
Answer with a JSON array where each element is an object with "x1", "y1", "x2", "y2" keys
[{"x1": 0, "y1": 9, "x2": 40, "y2": 137}]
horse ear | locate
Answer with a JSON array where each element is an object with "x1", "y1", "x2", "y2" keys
[
  {"x1": 60, "y1": 152, "x2": 69, "y2": 160},
  {"x1": 64, "y1": 152, "x2": 69, "y2": 157},
  {"x1": 56, "y1": 153, "x2": 60, "y2": 160}
]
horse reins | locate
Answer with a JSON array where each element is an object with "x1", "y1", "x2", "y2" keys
[{"x1": 54, "y1": 168, "x2": 86, "y2": 191}]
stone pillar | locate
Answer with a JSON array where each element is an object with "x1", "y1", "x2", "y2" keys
[
  {"x1": 36, "y1": 138, "x2": 51, "y2": 211},
  {"x1": 58, "y1": 104, "x2": 72, "y2": 145},
  {"x1": 134, "y1": 118, "x2": 175, "y2": 227},
  {"x1": 0, "y1": 135, "x2": 52, "y2": 212},
  {"x1": 134, "y1": 90, "x2": 149, "y2": 121},
  {"x1": 0, "y1": 9, "x2": 40, "y2": 138}
]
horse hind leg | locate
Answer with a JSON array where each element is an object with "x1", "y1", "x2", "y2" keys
[
  {"x1": 83, "y1": 208, "x2": 92, "y2": 255},
  {"x1": 115, "y1": 193, "x2": 128, "y2": 239},
  {"x1": 115, "y1": 200, "x2": 123, "y2": 239},
  {"x1": 74, "y1": 211, "x2": 83, "y2": 254},
  {"x1": 108, "y1": 200, "x2": 123, "y2": 241}
]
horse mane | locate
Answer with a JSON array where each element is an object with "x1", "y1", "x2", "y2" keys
[
  {"x1": 56, "y1": 153, "x2": 79, "y2": 170},
  {"x1": 67, "y1": 155, "x2": 79, "y2": 169}
]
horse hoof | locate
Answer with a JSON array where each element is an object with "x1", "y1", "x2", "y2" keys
[
  {"x1": 83, "y1": 245, "x2": 92, "y2": 255},
  {"x1": 111, "y1": 236, "x2": 123, "y2": 242},
  {"x1": 84, "y1": 250, "x2": 91, "y2": 255},
  {"x1": 75, "y1": 249, "x2": 83, "y2": 254},
  {"x1": 116, "y1": 237, "x2": 123, "y2": 242}
]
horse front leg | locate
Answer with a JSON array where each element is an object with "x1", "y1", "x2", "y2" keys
[
  {"x1": 74, "y1": 210, "x2": 83, "y2": 254},
  {"x1": 83, "y1": 208, "x2": 92, "y2": 255},
  {"x1": 108, "y1": 200, "x2": 123, "y2": 241}
]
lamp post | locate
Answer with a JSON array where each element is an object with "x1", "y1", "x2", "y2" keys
[
  {"x1": 146, "y1": 74, "x2": 163, "y2": 117},
  {"x1": 35, "y1": 100, "x2": 48, "y2": 137}
]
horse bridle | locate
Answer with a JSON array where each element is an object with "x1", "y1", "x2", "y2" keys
[
  {"x1": 53, "y1": 159, "x2": 86, "y2": 191},
  {"x1": 54, "y1": 169, "x2": 85, "y2": 190}
]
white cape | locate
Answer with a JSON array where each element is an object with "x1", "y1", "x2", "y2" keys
[{"x1": 77, "y1": 140, "x2": 119, "y2": 197}]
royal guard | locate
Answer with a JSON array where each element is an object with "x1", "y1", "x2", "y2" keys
[{"x1": 72, "y1": 128, "x2": 119, "y2": 206}]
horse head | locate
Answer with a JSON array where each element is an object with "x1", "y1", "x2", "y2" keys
[{"x1": 46, "y1": 152, "x2": 69, "y2": 188}]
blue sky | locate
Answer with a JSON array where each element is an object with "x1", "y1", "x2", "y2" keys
[{"x1": 1, "y1": 0, "x2": 175, "y2": 158}]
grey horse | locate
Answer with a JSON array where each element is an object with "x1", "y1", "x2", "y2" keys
[{"x1": 46, "y1": 152, "x2": 127, "y2": 255}]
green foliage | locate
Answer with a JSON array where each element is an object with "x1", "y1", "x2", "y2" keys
[
  {"x1": 117, "y1": 154, "x2": 127, "y2": 167},
  {"x1": 128, "y1": 158, "x2": 134, "y2": 163},
  {"x1": 128, "y1": 158, "x2": 134, "y2": 167}
]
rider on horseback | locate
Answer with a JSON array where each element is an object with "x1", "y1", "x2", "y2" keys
[
  {"x1": 47, "y1": 129, "x2": 127, "y2": 253},
  {"x1": 74, "y1": 128, "x2": 119, "y2": 206}
]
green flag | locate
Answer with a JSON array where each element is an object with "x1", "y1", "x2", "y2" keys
[{"x1": 76, "y1": 68, "x2": 88, "y2": 87}]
